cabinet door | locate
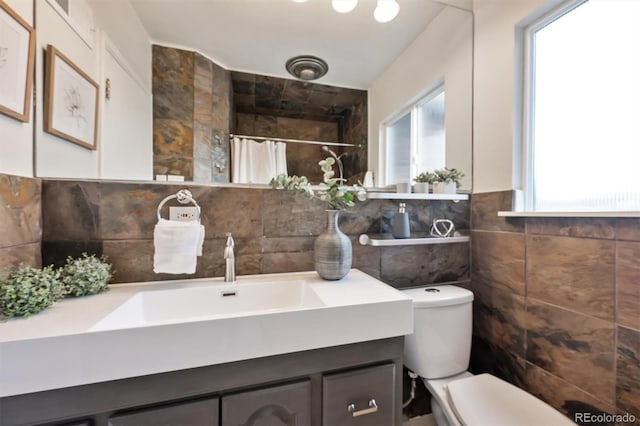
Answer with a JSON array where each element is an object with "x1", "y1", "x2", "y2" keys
[
  {"x1": 108, "y1": 397, "x2": 219, "y2": 426},
  {"x1": 221, "y1": 380, "x2": 311, "y2": 426},
  {"x1": 322, "y1": 363, "x2": 396, "y2": 426}
]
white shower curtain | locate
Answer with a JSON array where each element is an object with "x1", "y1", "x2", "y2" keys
[{"x1": 231, "y1": 137, "x2": 288, "y2": 184}]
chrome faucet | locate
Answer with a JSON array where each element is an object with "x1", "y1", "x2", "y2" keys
[{"x1": 224, "y1": 233, "x2": 235, "y2": 282}]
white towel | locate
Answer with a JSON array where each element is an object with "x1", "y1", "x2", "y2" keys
[{"x1": 153, "y1": 219, "x2": 205, "y2": 274}]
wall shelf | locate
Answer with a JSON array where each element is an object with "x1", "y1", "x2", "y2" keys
[
  {"x1": 365, "y1": 192, "x2": 469, "y2": 201},
  {"x1": 358, "y1": 233, "x2": 470, "y2": 247}
]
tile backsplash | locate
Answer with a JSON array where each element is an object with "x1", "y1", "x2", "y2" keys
[
  {"x1": 0, "y1": 174, "x2": 42, "y2": 278},
  {"x1": 40, "y1": 179, "x2": 470, "y2": 287}
]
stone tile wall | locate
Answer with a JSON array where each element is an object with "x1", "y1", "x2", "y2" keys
[
  {"x1": 152, "y1": 46, "x2": 195, "y2": 180},
  {"x1": 470, "y1": 191, "x2": 640, "y2": 425},
  {"x1": 153, "y1": 46, "x2": 232, "y2": 183},
  {"x1": 40, "y1": 180, "x2": 470, "y2": 288},
  {"x1": 0, "y1": 174, "x2": 42, "y2": 279}
]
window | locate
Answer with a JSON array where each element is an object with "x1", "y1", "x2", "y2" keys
[
  {"x1": 522, "y1": 0, "x2": 640, "y2": 212},
  {"x1": 383, "y1": 85, "x2": 446, "y2": 186}
]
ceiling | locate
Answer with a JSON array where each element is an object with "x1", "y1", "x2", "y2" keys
[{"x1": 129, "y1": 0, "x2": 449, "y2": 89}]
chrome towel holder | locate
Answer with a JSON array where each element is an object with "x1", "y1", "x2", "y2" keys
[{"x1": 156, "y1": 189, "x2": 201, "y2": 221}]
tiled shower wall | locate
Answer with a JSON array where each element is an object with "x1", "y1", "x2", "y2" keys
[
  {"x1": 40, "y1": 180, "x2": 469, "y2": 287},
  {"x1": 0, "y1": 174, "x2": 41, "y2": 279},
  {"x1": 470, "y1": 191, "x2": 640, "y2": 424}
]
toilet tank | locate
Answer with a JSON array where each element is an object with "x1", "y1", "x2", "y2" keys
[{"x1": 401, "y1": 285, "x2": 473, "y2": 379}]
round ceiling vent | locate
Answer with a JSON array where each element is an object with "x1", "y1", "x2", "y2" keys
[{"x1": 286, "y1": 55, "x2": 329, "y2": 81}]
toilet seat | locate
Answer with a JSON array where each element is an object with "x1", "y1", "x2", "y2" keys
[{"x1": 446, "y1": 374, "x2": 575, "y2": 426}]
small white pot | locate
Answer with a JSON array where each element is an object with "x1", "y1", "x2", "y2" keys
[
  {"x1": 433, "y1": 182, "x2": 457, "y2": 194},
  {"x1": 413, "y1": 182, "x2": 430, "y2": 193}
]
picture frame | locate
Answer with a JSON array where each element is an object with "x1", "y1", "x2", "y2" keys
[
  {"x1": 44, "y1": 44, "x2": 99, "y2": 150},
  {"x1": 0, "y1": 1, "x2": 36, "y2": 122}
]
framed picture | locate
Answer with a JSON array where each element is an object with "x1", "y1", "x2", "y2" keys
[
  {"x1": 44, "y1": 44, "x2": 99, "y2": 150},
  {"x1": 0, "y1": 1, "x2": 36, "y2": 122}
]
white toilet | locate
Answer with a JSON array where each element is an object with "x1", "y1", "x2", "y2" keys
[{"x1": 402, "y1": 285, "x2": 575, "y2": 426}]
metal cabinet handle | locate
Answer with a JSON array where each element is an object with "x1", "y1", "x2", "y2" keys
[{"x1": 347, "y1": 399, "x2": 378, "y2": 417}]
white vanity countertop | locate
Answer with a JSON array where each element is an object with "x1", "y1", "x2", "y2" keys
[{"x1": 0, "y1": 269, "x2": 412, "y2": 397}]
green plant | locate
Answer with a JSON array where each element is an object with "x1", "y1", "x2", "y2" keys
[
  {"x1": 0, "y1": 264, "x2": 63, "y2": 319},
  {"x1": 414, "y1": 171, "x2": 438, "y2": 184},
  {"x1": 61, "y1": 253, "x2": 112, "y2": 297},
  {"x1": 434, "y1": 167, "x2": 465, "y2": 188},
  {"x1": 270, "y1": 157, "x2": 366, "y2": 210}
]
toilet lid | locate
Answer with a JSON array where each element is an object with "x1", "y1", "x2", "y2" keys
[{"x1": 447, "y1": 374, "x2": 575, "y2": 426}]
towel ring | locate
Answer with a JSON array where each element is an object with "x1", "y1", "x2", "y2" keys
[{"x1": 157, "y1": 189, "x2": 201, "y2": 221}]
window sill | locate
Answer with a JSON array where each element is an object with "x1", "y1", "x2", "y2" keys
[{"x1": 498, "y1": 211, "x2": 640, "y2": 218}]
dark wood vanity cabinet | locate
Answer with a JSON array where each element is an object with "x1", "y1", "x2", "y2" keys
[
  {"x1": 108, "y1": 397, "x2": 219, "y2": 426},
  {"x1": 0, "y1": 338, "x2": 402, "y2": 426},
  {"x1": 322, "y1": 364, "x2": 396, "y2": 426},
  {"x1": 221, "y1": 380, "x2": 311, "y2": 426}
]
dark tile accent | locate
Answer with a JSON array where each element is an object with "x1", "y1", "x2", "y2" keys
[
  {"x1": 617, "y1": 242, "x2": 640, "y2": 330},
  {"x1": 197, "y1": 188, "x2": 263, "y2": 239},
  {"x1": 351, "y1": 237, "x2": 381, "y2": 280},
  {"x1": 380, "y1": 243, "x2": 469, "y2": 287},
  {"x1": 526, "y1": 299, "x2": 616, "y2": 403},
  {"x1": 262, "y1": 252, "x2": 314, "y2": 274},
  {"x1": 527, "y1": 217, "x2": 616, "y2": 239},
  {"x1": 469, "y1": 335, "x2": 526, "y2": 387},
  {"x1": 41, "y1": 240, "x2": 102, "y2": 268},
  {"x1": 0, "y1": 243, "x2": 41, "y2": 279},
  {"x1": 0, "y1": 174, "x2": 42, "y2": 247},
  {"x1": 100, "y1": 183, "x2": 183, "y2": 240},
  {"x1": 527, "y1": 235, "x2": 615, "y2": 320},
  {"x1": 261, "y1": 236, "x2": 315, "y2": 253},
  {"x1": 616, "y1": 218, "x2": 640, "y2": 242},
  {"x1": 471, "y1": 230, "x2": 525, "y2": 295},
  {"x1": 524, "y1": 363, "x2": 617, "y2": 425},
  {"x1": 470, "y1": 191, "x2": 524, "y2": 232},
  {"x1": 262, "y1": 191, "x2": 326, "y2": 237},
  {"x1": 102, "y1": 239, "x2": 156, "y2": 283},
  {"x1": 41, "y1": 180, "x2": 99, "y2": 241},
  {"x1": 471, "y1": 283, "x2": 526, "y2": 357},
  {"x1": 617, "y1": 326, "x2": 640, "y2": 420}
]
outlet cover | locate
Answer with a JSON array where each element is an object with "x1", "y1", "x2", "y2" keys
[{"x1": 169, "y1": 206, "x2": 199, "y2": 221}]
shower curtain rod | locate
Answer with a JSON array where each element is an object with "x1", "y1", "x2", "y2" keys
[{"x1": 230, "y1": 134, "x2": 360, "y2": 148}]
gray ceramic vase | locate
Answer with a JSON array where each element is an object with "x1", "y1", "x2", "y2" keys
[{"x1": 314, "y1": 210, "x2": 352, "y2": 280}]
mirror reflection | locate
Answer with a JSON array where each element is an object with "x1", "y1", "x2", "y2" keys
[{"x1": 34, "y1": 0, "x2": 472, "y2": 187}]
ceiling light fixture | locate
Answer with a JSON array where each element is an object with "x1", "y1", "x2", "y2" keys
[
  {"x1": 286, "y1": 55, "x2": 329, "y2": 81},
  {"x1": 332, "y1": 0, "x2": 358, "y2": 13},
  {"x1": 374, "y1": 0, "x2": 400, "y2": 23}
]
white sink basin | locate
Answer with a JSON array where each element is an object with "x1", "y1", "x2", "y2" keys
[
  {"x1": 91, "y1": 280, "x2": 324, "y2": 330},
  {"x1": 0, "y1": 269, "x2": 412, "y2": 397}
]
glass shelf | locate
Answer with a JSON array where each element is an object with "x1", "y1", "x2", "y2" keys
[
  {"x1": 365, "y1": 192, "x2": 468, "y2": 201},
  {"x1": 358, "y1": 233, "x2": 470, "y2": 247}
]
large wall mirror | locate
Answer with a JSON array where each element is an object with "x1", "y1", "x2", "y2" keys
[{"x1": 33, "y1": 0, "x2": 472, "y2": 188}]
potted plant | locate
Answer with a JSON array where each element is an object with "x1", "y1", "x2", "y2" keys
[
  {"x1": 433, "y1": 168, "x2": 465, "y2": 194},
  {"x1": 414, "y1": 171, "x2": 437, "y2": 193},
  {"x1": 60, "y1": 253, "x2": 112, "y2": 297},
  {"x1": 270, "y1": 157, "x2": 366, "y2": 280},
  {"x1": 0, "y1": 264, "x2": 64, "y2": 319}
]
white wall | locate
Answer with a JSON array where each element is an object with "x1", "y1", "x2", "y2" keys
[
  {"x1": 34, "y1": 0, "x2": 151, "y2": 179},
  {"x1": 472, "y1": 0, "x2": 555, "y2": 193},
  {"x1": 368, "y1": 6, "x2": 473, "y2": 190},
  {"x1": 0, "y1": 0, "x2": 34, "y2": 177}
]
